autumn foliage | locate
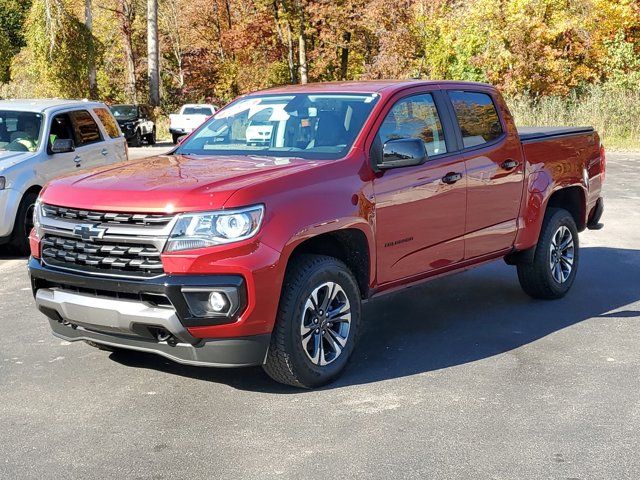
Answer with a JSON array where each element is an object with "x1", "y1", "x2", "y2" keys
[{"x1": 0, "y1": 0, "x2": 639, "y2": 145}]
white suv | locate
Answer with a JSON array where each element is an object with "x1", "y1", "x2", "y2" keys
[{"x1": 0, "y1": 99, "x2": 127, "y2": 253}]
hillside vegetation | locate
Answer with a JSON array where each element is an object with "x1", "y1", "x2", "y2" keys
[{"x1": 1, "y1": 0, "x2": 639, "y2": 148}]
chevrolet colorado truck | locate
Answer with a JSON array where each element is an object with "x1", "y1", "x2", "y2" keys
[{"x1": 28, "y1": 81, "x2": 605, "y2": 388}]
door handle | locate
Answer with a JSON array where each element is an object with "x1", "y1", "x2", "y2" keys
[
  {"x1": 101, "y1": 149, "x2": 108, "y2": 156},
  {"x1": 442, "y1": 172, "x2": 463, "y2": 184},
  {"x1": 501, "y1": 159, "x2": 519, "y2": 170}
]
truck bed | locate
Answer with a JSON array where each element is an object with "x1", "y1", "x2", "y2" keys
[{"x1": 517, "y1": 126, "x2": 594, "y2": 142}]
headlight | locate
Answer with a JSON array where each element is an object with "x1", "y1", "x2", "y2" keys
[
  {"x1": 165, "y1": 205, "x2": 264, "y2": 252},
  {"x1": 0, "y1": 176, "x2": 5, "y2": 190}
]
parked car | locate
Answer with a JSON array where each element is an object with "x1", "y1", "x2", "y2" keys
[
  {"x1": 28, "y1": 81, "x2": 605, "y2": 388},
  {"x1": 110, "y1": 104, "x2": 156, "y2": 147},
  {"x1": 169, "y1": 104, "x2": 217, "y2": 144},
  {"x1": 0, "y1": 99, "x2": 126, "y2": 254}
]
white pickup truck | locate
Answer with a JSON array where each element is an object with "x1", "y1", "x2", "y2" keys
[
  {"x1": 169, "y1": 104, "x2": 217, "y2": 144},
  {"x1": 0, "y1": 99, "x2": 127, "y2": 253}
]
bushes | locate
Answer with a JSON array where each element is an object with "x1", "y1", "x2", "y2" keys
[{"x1": 507, "y1": 85, "x2": 640, "y2": 149}]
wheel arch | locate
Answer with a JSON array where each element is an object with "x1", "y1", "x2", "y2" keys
[{"x1": 281, "y1": 226, "x2": 373, "y2": 299}]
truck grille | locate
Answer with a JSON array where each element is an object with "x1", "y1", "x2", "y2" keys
[
  {"x1": 41, "y1": 235, "x2": 164, "y2": 278},
  {"x1": 42, "y1": 204, "x2": 174, "y2": 226}
]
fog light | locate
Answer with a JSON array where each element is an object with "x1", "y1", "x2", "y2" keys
[{"x1": 209, "y1": 291, "x2": 228, "y2": 312}]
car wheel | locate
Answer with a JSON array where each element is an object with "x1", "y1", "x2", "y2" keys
[
  {"x1": 9, "y1": 191, "x2": 38, "y2": 255},
  {"x1": 263, "y1": 254, "x2": 361, "y2": 388},
  {"x1": 130, "y1": 130, "x2": 142, "y2": 148},
  {"x1": 172, "y1": 134, "x2": 179, "y2": 145},
  {"x1": 147, "y1": 128, "x2": 156, "y2": 145},
  {"x1": 517, "y1": 207, "x2": 579, "y2": 299}
]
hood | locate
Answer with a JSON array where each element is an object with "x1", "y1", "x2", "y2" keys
[
  {"x1": 41, "y1": 154, "x2": 322, "y2": 213},
  {"x1": 0, "y1": 150, "x2": 35, "y2": 171}
]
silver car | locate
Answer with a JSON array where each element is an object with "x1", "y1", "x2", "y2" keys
[{"x1": 0, "y1": 99, "x2": 127, "y2": 253}]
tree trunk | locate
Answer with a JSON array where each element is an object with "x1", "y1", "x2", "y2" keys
[
  {"x1": 117, "y1": 0, "x2": 137, "y2": 103},
  {"x1": 286, "y1": 22, "x2": 296, "y2": 84},
  {"x1": 297, "y1": 5, "x2": 307, "y2": 85},
  {"x1": 147, "y1": 0, "x2": 160, "y2": 107},
  {"x1": 340, "y1": 31, "x2": 351, "y2": 80},
  {"x1": 85, "y1": 0, "x2": 97, "y2": 98}
]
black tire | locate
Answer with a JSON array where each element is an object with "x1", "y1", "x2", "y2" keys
[
  {"x1": 130, "y1": 130, "x2": 142, "y2": 147},
  {"x1": 517, "y1": 208, "x2": 579, "y2": 299},
  {"x1": 9, "y1": 191, "x2": 38, "y2": 255},
  {"x1": 146, "y1": 127, "x2": 156, "y2": 145},
  {"x1": 172, "y1": 133, "x2": 179, "y2": 145},
  {"x1": 263, "y1": 254, "x2": 362, "y2": 388}
]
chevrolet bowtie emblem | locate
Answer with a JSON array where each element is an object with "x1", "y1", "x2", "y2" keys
[{"x1": 73, "y1": 224, "x2": 107, "y2": 241}]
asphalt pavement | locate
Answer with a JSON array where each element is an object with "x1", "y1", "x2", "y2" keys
[{"x1": 0, "y1": 152, "x2": 638, "y2": 479}]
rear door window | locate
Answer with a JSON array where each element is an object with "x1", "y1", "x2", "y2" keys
[
  {"x1": 69, "y1": 110, "x2": 103, "y2": 146},
  {"x1": 449, "y1": 91, "x2": 503, "y2": 148},
  {"x1": 378, "y1": 93, "x2": 447, "y2": 156},
  {"x1": 93, "y1": 108, "x2": 121, "y2": 139}
]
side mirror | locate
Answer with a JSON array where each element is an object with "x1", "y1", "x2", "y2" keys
[
  {"x1": 51, "y1": 138, "x2": 75, "y2": 154},
  {"x1": 379, "y1": 138, "x2": 428, "y2": 170}
]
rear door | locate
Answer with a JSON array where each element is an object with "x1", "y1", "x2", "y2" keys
[
  {"x1": 67, "y1": 109, "x2": 109, "y2": 170},
  {"x1": 445, "y1": 89, "x2": 525, "y2": 259},
  {"x1": 93, "y1": 107, "x2": 127, "y2": 163},
  {"x1": 372, "y1": 88, "x2": 467, "y2": 284}
]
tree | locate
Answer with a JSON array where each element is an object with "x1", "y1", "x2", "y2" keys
[
  {"x1": 85, "y1": 0, "x2": 97, "y2": 98},
  {"x1": 147, "y1": 0, "x2": 160, "y2": 106}
]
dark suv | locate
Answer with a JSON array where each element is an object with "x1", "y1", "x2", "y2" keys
[{"x1": 109, "y1": 104, "x2": 156, "y2": 147}]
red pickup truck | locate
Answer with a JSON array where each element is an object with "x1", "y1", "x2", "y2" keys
[{"x1": 28, "y1": 81, "x2": 605, "y2": 388}]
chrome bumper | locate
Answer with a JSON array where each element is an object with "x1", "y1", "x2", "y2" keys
[{"x1": 36, "y1": 288, "x2": 269, "y2": 367}]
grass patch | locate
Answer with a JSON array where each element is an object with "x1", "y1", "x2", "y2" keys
[{"x1": 507, "y1": 86, "x2": 640, "y2": 150}]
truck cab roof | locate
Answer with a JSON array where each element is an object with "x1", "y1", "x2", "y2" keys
[{"x1": 0, "y1": 99, "x2": 106, "y2": 114}]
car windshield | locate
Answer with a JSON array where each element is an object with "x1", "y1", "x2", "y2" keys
[
  {"x1": 110, "y1": 105, "x2": 137, "y2": 120},
  {"x1": 176, "y1": 93, "x2": 379, "y2": 160},
  {"x1": 183, "y1": 107, "x2": 213, "y2": 116},
  {"x1": 0, "y1": 110, "x2": 43, "y2": 153}
]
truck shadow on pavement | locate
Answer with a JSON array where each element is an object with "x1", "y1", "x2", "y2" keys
[{"x1": 109, "y1": 246, "x2": 640, "y2": 393}]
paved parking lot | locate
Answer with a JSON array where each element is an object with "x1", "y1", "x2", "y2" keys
[{"x1": 1, "y1": 152, "x2": 638, "y2": 479}]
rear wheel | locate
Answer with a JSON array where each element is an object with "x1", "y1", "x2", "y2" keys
[
  {"x1": 9, "y1": 191, "x2": 38, "y2": 255},
  {"x1": 263, "y1": 255, "x2": 361, "y2": 388},
  {"x1": 172, "y1": 133, "x2": 179, "y2": 145},
  {"x1": 517, "y1": 208, "x2": 579, "y2": 299}
]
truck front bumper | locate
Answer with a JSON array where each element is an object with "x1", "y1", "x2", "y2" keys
[{"x1": 29, "y1": 258, "x2": 270, "y2": 367}]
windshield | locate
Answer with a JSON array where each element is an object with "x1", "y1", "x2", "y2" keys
[
  {"x1": 183, "y1": 107, "x2": 213, "y2": 116},
  {"x1": 176, "y1": 93, "x2": 379, "y2": 160},
  {"x1": 0, "y1": 111, "x2": 43, "y2": 153},
  {"x1": 110, "y1": 105, "x2": 137, "y2": 120}
]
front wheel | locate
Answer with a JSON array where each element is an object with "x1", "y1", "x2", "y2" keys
[
  {"x1": 9, "y1": 191, "x2": 38, "y2": 255},
  {"x1": 146, "y1": 128, "x2": 156, "y2": 145},
  {"x1": 517, "y1": 208, "x2": 579, "y2": 299},
  {"x1": 263, "y1": 255, "x2": 361, "y2": 388},
  {"x1": 129, "y1": 130, "x2": 142, "y2": 148}
]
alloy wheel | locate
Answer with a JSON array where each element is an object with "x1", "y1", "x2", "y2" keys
[
  {"x1": 549, "y1": 225, "x2": 574, "y2": 283},
  {"x1": 300, "y1": 281, "x2": 351, "y2": 366}
]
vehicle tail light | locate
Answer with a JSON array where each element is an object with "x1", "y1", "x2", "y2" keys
[{"x1": 600, "y1": 145, "x2": 606, "y2": 182}]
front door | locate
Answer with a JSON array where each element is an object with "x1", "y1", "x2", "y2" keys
[{"x1": 373, "y1": 91, "x2": 467, "y2": 284}]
